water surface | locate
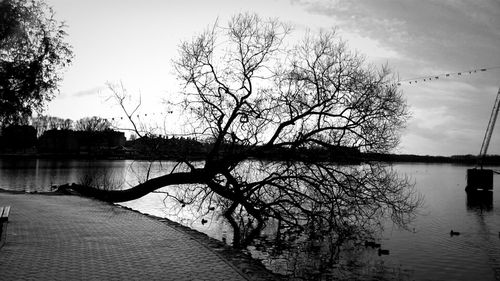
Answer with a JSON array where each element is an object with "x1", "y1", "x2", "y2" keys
[{"x1": 1, "y1": 158, "x2": 499, "y2": 280}]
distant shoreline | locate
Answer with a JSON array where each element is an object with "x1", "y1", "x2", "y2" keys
[{"x1": 2, "y1": 152, "x2": 500, "y2": 165}]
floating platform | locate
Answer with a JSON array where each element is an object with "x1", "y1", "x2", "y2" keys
[{"x1": 466, "y1": 168, "x2": 493, "y2": 191}]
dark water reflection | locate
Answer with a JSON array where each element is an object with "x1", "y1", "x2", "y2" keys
[
  {"x1": 466, "y1": 190, "x2": 493, "y2": 211},
  {"x1": 1, "y1": 159, "x2": 500, "y2": 280}
]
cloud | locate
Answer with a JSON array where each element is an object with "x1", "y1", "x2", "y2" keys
[
  {"x1": 437, "y1": 0, "x2": 500, "y2": 36},
  {"x1": 403, "y1": 116, "x2": 483, "y2": 156},
  {"x1": 340, "y1": 32, "x2": 401, "y2": 60},
  {"x1": 289, "y1": 0, "x2": 500, "y2": 156},
  {"x1": 68, "y1": 86, "x2": 104, "y2": 98},
  {"x1": 292, "y1": 0, "x2": 500, "y2": 71},
  {"x1": 402, "y1": 84, "x2": 499, "y2": 156}
]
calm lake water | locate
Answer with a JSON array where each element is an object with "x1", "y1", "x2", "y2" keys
[{"x1": 1, "y1": 158, "x2": 499, "y2": 280}]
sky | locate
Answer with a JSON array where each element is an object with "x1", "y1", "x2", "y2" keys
[{"x1": 43, "y1": 0, "x2": 500, "y2": 156}]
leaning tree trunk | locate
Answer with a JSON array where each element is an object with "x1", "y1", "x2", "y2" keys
[{"x1": 59, "y1": 170, "x2": 207, "y2": 202}]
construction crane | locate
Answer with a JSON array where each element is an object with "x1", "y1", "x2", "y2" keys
[
  {"x1": 478, "y1": 86, "x2": 500, "y2": 167},
  {"x1": 466, "y1": 86, "x2": 500, "y2": 192}
]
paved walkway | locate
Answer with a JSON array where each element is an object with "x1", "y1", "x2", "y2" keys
[{"x1": 0, "y1": 192, "x2": 249, "y2": 281}]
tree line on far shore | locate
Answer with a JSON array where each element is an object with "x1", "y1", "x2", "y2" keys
[
  {"x1": 0, "y1": 116, "x2": 119, "y2": 154},
  {"x1": 13, "y1": 115, "x2": 113, "y2": 137},
  {"x1": 2, "y1": 118, "x2": 498, "y2": 165}
]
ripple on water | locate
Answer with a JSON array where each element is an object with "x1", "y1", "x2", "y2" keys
[{"x1": 381, "y1": 215, "x2": 499, "y2": 280}]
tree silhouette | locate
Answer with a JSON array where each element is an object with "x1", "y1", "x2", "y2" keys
[
  {"x1": 0, "y1": 0, "x2": 73, "y2": 127},
  {"x1": 74, "y1": 116, "x2": 112, "y2": 132},
  {"x1": 31, "y1": 115, "x2": 73, "y2": 136},
  {"x1": 67, "y1": 13, "x2": 419, "y2": 248}
]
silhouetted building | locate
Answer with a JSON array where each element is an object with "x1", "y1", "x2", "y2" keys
[{"x1": 38, "y1": 130, "x2": 126, "y2": 156}]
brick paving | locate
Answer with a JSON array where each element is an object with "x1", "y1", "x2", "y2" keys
[{"x1": 0, "y1": 192, "x2": 249, "y2": 281}]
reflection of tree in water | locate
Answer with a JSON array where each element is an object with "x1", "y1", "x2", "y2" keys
[
  {"x1": 78, "y1": 162, "x2": 125, "y2": 191},
  {"x1": 161, "y1": 161, "x2": 419, "y2": 280},
  {"x1": 250, "y1": 225, "x2": 414, "y2": 280},
  {"x1": 246, "y1": 227, "x2": 414, "y2": 280}
]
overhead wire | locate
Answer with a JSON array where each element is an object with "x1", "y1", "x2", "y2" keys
[{"x1": 397, "y1": 65, "x2": 500, "y2": 86}]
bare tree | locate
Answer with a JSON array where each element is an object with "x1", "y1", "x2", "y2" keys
[
  {"x1": 66, "y1": 13, "x2": 419, "y2": 248},
  {"x1": 31, "y1": 115, "x2": 73, "y2": 136},
  {"x1": 74, "y1": 116, "x2": 112, "y2": 132},
  {"x1": 60, "y1": 118, "x2": 73, "y2": 130}
]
